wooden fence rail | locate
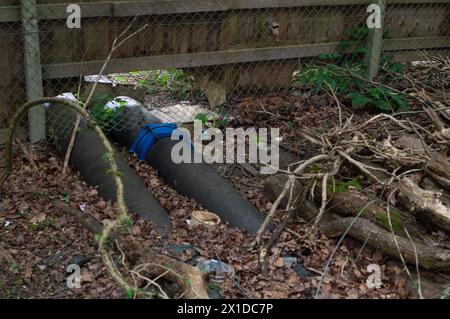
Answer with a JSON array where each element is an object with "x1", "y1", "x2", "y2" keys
[{"x1": 0, "y1": 0, "x2": 449, "y2": 142}]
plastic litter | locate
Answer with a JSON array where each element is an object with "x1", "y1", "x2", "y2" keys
[
  {"x1": 104, "y1": 96, "x2": 140, "y2": 111},
  {"x1": 283, "y1": 256, "x2": 315, "y2": 278},
  {"x1": 191, "y1": 210, "x2": 221, "y2": 227},
  {"x1": 198, "y1": 259, "x2": 234, "y2": 284}
]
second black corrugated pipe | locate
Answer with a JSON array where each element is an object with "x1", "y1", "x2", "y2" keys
[{"x1": 109, "y1": 102, "x2": 267, "y2": 234}]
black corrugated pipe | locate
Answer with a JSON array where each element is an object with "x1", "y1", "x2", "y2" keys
[
  {"x1": 108, "y1": 100, "x2": 267, "y2": 234},
  {"x1": 46, "y1": 97, "x2": 171, "y2": 233}
]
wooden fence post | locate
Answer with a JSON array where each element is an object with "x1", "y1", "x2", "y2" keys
[
  {"x1": 21, "y1": 0, "x2": 45, "y2": 143},
  {"x1": 365, "y1": 0, "x2": 385, "y2": 81}
]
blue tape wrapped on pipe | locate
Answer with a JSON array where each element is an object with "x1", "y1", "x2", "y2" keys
[{"x1": 129, "y1": 123, "x2": 178, "y2": 160}]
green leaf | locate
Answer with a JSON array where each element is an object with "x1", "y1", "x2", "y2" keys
[
  {"x1": 346, "y1": 93, "x2": 372, "y2": 107},
  {"x1": 318, "y1": 53, "x2": 341, "y2": 60},
  {"x1": 339, "y1": 41, "x2": 352, "y2": 49},
  {"x1": 356, "y1": 46, "x2": 368, "y2": 54},
  {"x1": 374, "y1": 100, "x2": 391, "y2": 112},
  {"x1": 367, "y1": 88, "x2": 382, "y2": 99},
  {"x1": 195, "y1": 113, "x2": 208, "y2": 124},
  {"x1": 389, "y1": 93, "x2": 409, "y2": 110},
  {"x1": 125, "y1": 289, "x2": 135, "y2": 299}
]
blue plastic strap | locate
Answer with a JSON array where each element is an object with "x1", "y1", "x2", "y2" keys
[{"x1": 129, "y1": 123, "x2": 178, "y2": 160}]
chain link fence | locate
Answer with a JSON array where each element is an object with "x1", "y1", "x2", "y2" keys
[{"x1": 0, "y1": 0, "x2": 449, "y2": 145}]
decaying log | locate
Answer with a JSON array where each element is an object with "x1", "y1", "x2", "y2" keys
[
  {"x1": 421, "y1": 177, "x2": 450, "y2": 208},
  {"x1": 54, "y1": 200, "x2": 209, "y2": 299},
  {"x1": 320, "y1": 218, "x2": 450, "y2": 272},
  {"x1": 425, "y1": 155, "x2": 450, "y2": 191},
  {"x1": 399, "y1": 177, "x2": 450, "y2": 234},
  {"x1": 264, "y1": 175, "x2": 425, "y2": 239}
]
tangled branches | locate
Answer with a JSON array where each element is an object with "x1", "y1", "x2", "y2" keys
[{"x1": 259, "y1": 70, "x2": 450, "y2": 277}]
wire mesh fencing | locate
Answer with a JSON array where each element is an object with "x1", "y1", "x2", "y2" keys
[{"x1": 0, "y1": 0, "x2": 449, "y2": 146}]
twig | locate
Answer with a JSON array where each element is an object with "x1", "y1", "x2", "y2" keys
[
  {"x1": 386, "y1": 189, "x2": 411, "y2": 277},
  {"x1": 337, "y1": 150, "x2": 383, "y2": 184},
  {"x1": 15, "y1": 137, "x2": 37, "y2": 170},
  {"x1": 404, "y1": 228, "x2": 424, "y2": 299},
  {"x1": 252, "y1": 154, "x2": 328, "y2": 246},
  {"x1": 116, "y1": 241, "x2": 159, "y2": 299},
  {"x1": 260, "y1": 180, "x2": 312, "y2": 273},
  {"x1": 61, "y1": 17, "x2": 148, "y2": 175},
  {"x1": 130, "y1": 269, "x2": 169, "y2": 299},
  {"x1": 314, "y1": 200, "x2": 375, "y2": 298},
  {"x1": 311, "y1": 173, "x2": 329, "y2": 230},
  {"x1": 352, "y1": 232, "x2": 370, "y2": 267},
  {"x1": 325, "y1": 82, "x2": 342, "y2": 132},
  {"x1": 62, "y1": 49, "x2": 89, "y2": 175},
  {"x1": 407, "y1": 119, "x2": 432, "y2": 158}
]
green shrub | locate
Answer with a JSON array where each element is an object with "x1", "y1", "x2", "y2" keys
[
  {"x1": 296, "y1": 27, "x2": 407, "y2": 113},
  {"x1": 90, "y1": 95, "x2": 126, "y2": 131},
  {"x1": 137, "y1": 68, "x2": 199, "y2": 100}
]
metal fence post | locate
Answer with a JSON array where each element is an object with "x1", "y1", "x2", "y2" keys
[
  {"x1": 21, "y1": 0, "x2": 45, "y2": 143},
  {"x1": 365, "y1": 0, "x2": 385, "y2": 81}
]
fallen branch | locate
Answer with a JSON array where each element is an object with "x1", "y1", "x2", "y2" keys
[
  {"x1": 320, "y1": 218, "x2": 450, "y2": 272},
  {"x1": 425, "y1": 156, "x2": 450, "y2": 191},
  {"x1": 264, "y1": 175, "x2": 424, "y2": 239},
  {"x1": 264, "y1": 174, "x2": 450, "y2": 271},
  {"x1": 399, "y1": 177, "x2": 450, "y2": 234},
  {"x1": 404, "y1": 228, "x2": 424, "y2": 299}
]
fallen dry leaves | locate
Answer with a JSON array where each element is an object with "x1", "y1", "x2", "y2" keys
[{"x1": 0, "y1": 97, "x2": 417, "y2": 299}]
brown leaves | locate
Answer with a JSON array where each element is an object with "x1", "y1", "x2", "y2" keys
[
  {"x1": 0, "y1": 145, "x2": 122, "y2": 298},
  {"x1": 0, "y1": 245, "x2": 17, "y2": 266},
  {"x1": 0, "y1": 119, "x2": 414, "y2": 299}
]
